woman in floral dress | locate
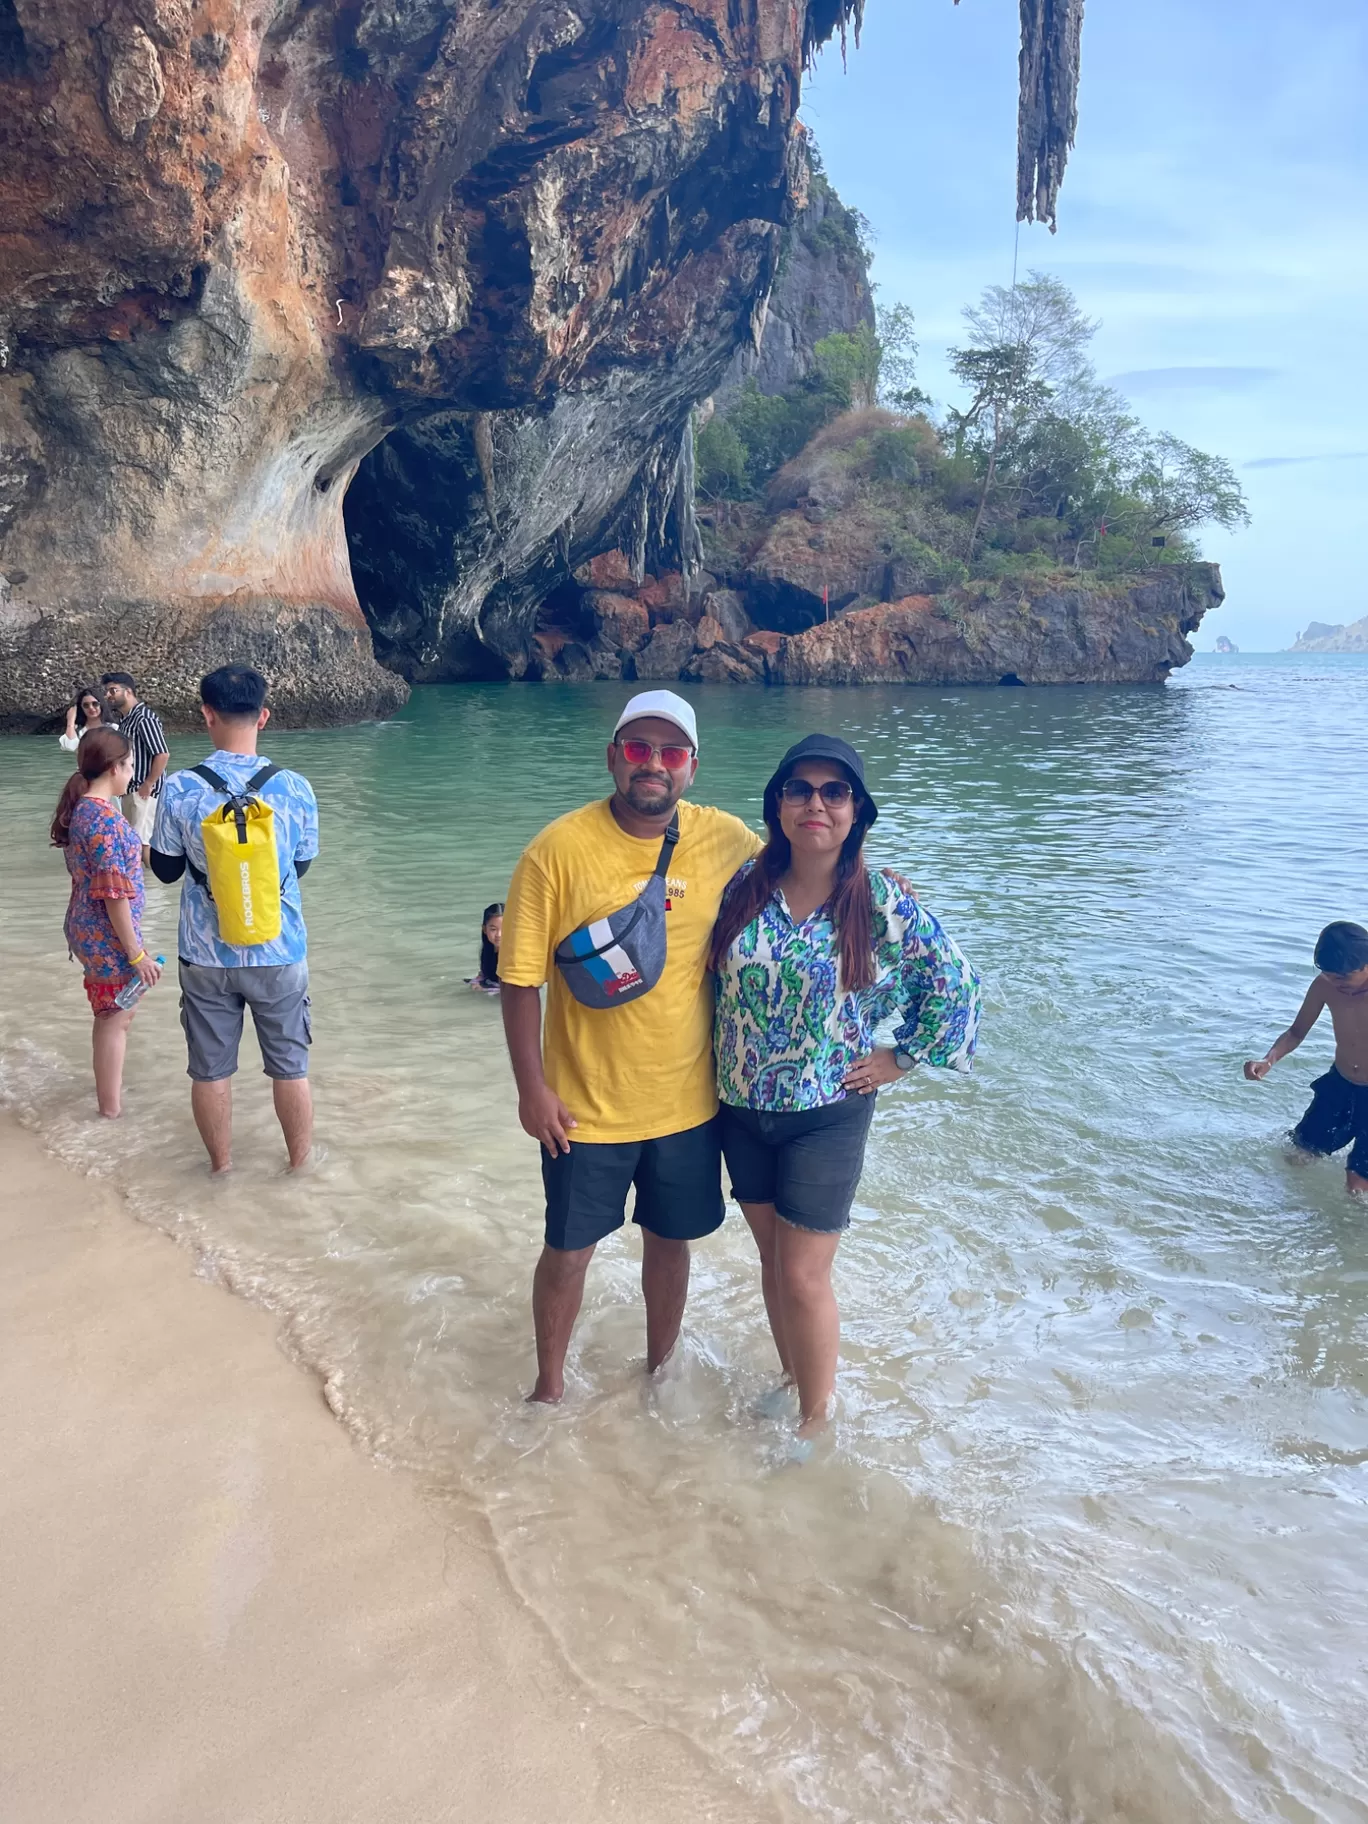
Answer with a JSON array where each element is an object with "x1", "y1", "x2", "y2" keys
[
  {"x1": 710, "y1": 734, "x2": 981, "y2": 1440},
  {"x1": 51, "y1": 728, "x2": 162, "y2": 1117}
]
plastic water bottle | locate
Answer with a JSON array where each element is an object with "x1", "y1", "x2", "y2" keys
[{"x1": 114, "y1": 956, "x2": 166, "y2": 1011}]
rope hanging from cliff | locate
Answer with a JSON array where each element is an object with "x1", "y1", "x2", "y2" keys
[{"x1": 1016, "y1": 0, "x2": 1086, "y2": 231}]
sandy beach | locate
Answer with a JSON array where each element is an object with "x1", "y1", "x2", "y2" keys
[{"x1": 0, "y1": 1113, "x2": 768, "y2": 1824}]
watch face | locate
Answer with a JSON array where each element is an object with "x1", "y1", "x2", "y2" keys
[{"x1": 894, "y1": 1051, "x2": 912, "y2": 1071}]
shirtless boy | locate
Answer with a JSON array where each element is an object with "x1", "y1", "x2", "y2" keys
[{"x1": 1244, "y1": 921, "x2": 1368, "y2": 1192}]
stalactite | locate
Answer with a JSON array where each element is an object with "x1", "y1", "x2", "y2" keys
[
  {"x1": 674, "y1": 418, "x2": 703, "y2": 581},
  {"x1": 803, "y1": 0, "x2": 864, "y2": 72},
  {"x1": 473, "y1": 411, "x2": 499, "y2": 533},
  {"x1": 1016, "y1": 0, "x2": 1085, "y2": 231}
]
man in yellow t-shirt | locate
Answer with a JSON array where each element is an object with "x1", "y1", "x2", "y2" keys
[{"x1": 500, "y1": 689, "x2": 762, "y2": 1403}]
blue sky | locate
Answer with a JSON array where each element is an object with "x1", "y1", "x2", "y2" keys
[{"x1": 801, "y1": 0, "x2": 1368, "y2": 650}]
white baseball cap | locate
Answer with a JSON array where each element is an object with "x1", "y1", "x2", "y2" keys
[{"x1": 612, "y1": 690, "x2": 699, "y2": 751}]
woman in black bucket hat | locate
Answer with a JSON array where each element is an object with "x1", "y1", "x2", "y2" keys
[{"x1": 709, "y1": 733, "x2": 982, "y2": 1442}]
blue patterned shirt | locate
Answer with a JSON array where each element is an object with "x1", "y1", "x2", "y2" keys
[
  {"x1": 714, "y1": 863, "x2": 981, "y2": 1112},
  {"x1": 151, "y1": 751, "x2": 319, "y2": 968}
]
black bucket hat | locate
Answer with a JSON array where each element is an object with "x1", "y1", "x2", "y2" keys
[{"x1": 762, "y1": 733, "x2": 879, "y2": 828}]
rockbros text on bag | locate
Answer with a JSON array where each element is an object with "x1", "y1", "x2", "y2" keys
[{"x1": 187, "y1": 763, "x2": 283, "y2": 947}]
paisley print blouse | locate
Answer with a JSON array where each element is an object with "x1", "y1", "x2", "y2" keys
[
  {"x1": 713, "y1": 863, "x2": 981, "y2": 1113},
  {"x1": 63, "y1": 796, "x2": 144, "y2": 986}
]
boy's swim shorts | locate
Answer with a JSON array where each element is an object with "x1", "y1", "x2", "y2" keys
[{"x1": 1292, "y1": 1066, "x2": 1368, "y2": 1176}]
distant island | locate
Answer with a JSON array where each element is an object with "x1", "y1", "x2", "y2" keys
[
  {"x1": 1215, "y1": 635, "x2": 1238, "y2": 653},
  {"x1": 1289, "y1": 619, "x2": 1368, "y2": 652}
]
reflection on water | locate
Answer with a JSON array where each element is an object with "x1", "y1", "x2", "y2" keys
[{"x1": 4, "y1": 654, "x2": 1368, "y2": 1822}]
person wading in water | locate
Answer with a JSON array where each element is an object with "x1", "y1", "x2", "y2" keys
[
  {"x1": 498, "y1": 690, "x2": 762, "y2": 1404},
  {"x1": 710, "y1": 734, "x2": 981, "y2": 1441}
]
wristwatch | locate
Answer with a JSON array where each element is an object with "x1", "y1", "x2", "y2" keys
[{"x1": 893, "y1": 1049, "x2": 916, "y2": 1073}]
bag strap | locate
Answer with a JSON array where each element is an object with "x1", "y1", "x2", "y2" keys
[
  {"x1": 653, "y1": 813, "x2": 680, "y2": 878},
  {"x1": 186, "y1": 763, "x2": 283, "y2": 892},
  {"x1": 192, "y1": 762, "x2": 280, "y2": 801},
  {"x1": 245, "y1": 763, "x2": 281, "y2": 795}
]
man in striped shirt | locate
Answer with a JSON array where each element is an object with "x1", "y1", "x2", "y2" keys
[{"x1": 101, "y1": 672, "x2": 170, "y2": 858}]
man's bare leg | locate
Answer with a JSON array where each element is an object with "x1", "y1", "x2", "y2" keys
[
  {"x1": 641, "y1": 1230, "x2": 690, "y2": 1373},
  {"x1": 272, "y1": 1077, "x2": 313, "y2": 1170},
  {"x1": 530, "y1": 1243, "x2": 595, "y2": 1403},
  {"x1": 191, "y1": 1079, "x2": 233, "y2": 1174}
]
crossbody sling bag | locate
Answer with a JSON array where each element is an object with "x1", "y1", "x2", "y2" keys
[{"x1": 553, "y1": 813, "x2": 679, "y2": 1009}]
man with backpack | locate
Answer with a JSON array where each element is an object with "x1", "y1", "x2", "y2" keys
[{"x1": 149, "y1": 666, "x2": 319, "y2": 1174}]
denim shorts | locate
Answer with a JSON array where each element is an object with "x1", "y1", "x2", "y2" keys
[
  {"x1": 178, "y1": 959, "x2": 311, "y2": 1082},
  {"x1": 541, "y1": 1116, "x2": 725, "y2": 1252},
  {"x1": 719, "y1": 1093, "x2": 876, "y2": 1233}
]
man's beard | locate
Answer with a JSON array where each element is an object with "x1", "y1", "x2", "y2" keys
[{"x1": 623, "y1": 773, "x2": 677, "y2": 815}]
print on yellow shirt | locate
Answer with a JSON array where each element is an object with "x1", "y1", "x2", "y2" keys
[{"x1": 500, "y1": 799, "x2": 763, "y2": 1144}]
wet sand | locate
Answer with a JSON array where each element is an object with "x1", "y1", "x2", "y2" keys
[{"x1": 0, "y1": 1114, "x2": 768, "y2": 1824}]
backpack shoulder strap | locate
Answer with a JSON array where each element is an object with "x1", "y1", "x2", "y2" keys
[
  {"x1": 192, "y1": 764, "x2": 230, "y2": 794},
  {"x1": 245, "y1": 763, "x2": 281, "y2": 795},
  {"x1": 652, "y1": 812, "x2": 680, "y2": 877}
]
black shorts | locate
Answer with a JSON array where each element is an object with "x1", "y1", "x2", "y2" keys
[
  {"x1": 541, "y1": 1116, "x2": 725, "y2": 1252},
  {"x1": 1292, "y1": 1067, "x2": 1368, "y2": 1176},
  {"x1": 719, "y1": 1093, "x2": 876, "y2": 1234}
]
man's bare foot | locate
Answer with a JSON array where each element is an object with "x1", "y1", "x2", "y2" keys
[
  {"x1": 98, "y1": 1107, "x2": 120, "y2": 1120},
  {"x1": 1348, "y1": 1171, "x2": 1368, "y2": 1195},
  {"x1": 526, "y1": 1381, "x2": 563, "y2": 1404},
  {"x1": 209, "y1": 1162, "x2": 232, "y2": 1178}
]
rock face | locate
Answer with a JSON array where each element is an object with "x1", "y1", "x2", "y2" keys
[
  {"x1": 1291, "y1": 619, "x2": 1368, "y2": 652},
  {"x1": 527, "y1": 558, "x2": 1224, "y2": 686},
  {"x1": 766, "y1": 568, "x2": 1225, "y2": 685},
  {"x1": 713, "y1": 169, "x2": 876, "y2": 406},
  {"x1": 0, "y1": 0, "x2": 1091, "y2": 724},
  {"x1": 0, "y1": 0, "x2": 860, "y2": 724}
]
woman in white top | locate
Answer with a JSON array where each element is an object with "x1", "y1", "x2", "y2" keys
[{"x1": 58, "y1": 685, "x2": 110, "y2": 753}]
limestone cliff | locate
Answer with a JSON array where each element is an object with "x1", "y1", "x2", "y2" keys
[
  {"x1": 713, "y1": 168, "x2": 876, "y2": 407},
  {"x1": 1290, "y1": 618, "x2": 1368, "y2": 653},
  {"x1": 0, "y1": 0, "x2": 1086, "y2": 724},
  {"x1": 528, "y1": 554, "x2": 1223, "y2": 687},
  {"x1": 0, "y1": 0, "x2": 859, "y2": 722}
]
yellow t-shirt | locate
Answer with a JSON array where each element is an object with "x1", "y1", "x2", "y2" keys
[{"x1": 500, "y1": 798, "x2": 763, "y2": 1144}]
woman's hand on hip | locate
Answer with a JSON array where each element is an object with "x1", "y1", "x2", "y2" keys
[{"x1": 844, "y1": 1049, "x2": 903, "y2": 1095}]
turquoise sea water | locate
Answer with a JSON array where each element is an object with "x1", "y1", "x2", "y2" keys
[{"x1": 3, "y1": 653, "x2": 1367, "y2": 1822}]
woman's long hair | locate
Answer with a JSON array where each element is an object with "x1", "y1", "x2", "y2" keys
[
  {"x1": 480, "y1": 901, "x2": 504, "y2": 984},
  {"x1": 50, "y1": 728, "x2": 131, "y2": 848},
  {"x1": 710, "y1": 781, "x2": 879, "y2": 992},
  {"x1": 71, "y1": 684, "x2": 104, "y2": 733}
]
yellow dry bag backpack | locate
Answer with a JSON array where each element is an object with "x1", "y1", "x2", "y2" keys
[{"x1": 188, "y1": 763, "x2": 283, "y2": 947}]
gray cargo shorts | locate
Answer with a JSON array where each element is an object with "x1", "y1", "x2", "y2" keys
[{"x1": 178, "y1": 959, "x2": 312, "y2": 1082}]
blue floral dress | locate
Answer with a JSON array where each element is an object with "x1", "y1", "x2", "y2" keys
[
  {"x1": 714, "y1": 863, "x2": 981, "y2": 1111},
  {"x1": 64, "y1": 796, "x2": 145, "y2": 1013}
]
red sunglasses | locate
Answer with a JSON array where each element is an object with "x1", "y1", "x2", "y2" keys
[{"x1": 617, "y1": 737, "x2": 694, "y2": 769}]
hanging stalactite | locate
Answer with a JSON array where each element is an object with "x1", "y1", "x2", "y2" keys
[
  {"x1": 1016, "y1": 0, "x2": 1086, "y2": 231},
  {"x1": 803, "y1": 0, "x2": 865, "y2": 72}
]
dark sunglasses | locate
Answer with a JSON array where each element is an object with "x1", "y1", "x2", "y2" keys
[
  {"x1": 617, "y1": 737, "x2": 694, "y2": 769},
  {"x1": 781, "y1": 777, "x2": 855, "y2": 807}
]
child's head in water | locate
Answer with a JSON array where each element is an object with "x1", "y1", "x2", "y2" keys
[
  {"x1": 479, "y1": 902, "x2": 504, "y2": 987},
  {"x1": 1315, "y1": 922, "x2": 1368, "y2": 985}
]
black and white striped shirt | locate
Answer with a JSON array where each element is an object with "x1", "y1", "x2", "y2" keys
[{"x1": 121, "y1": 700, "x2": 169, "y2": 794}]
